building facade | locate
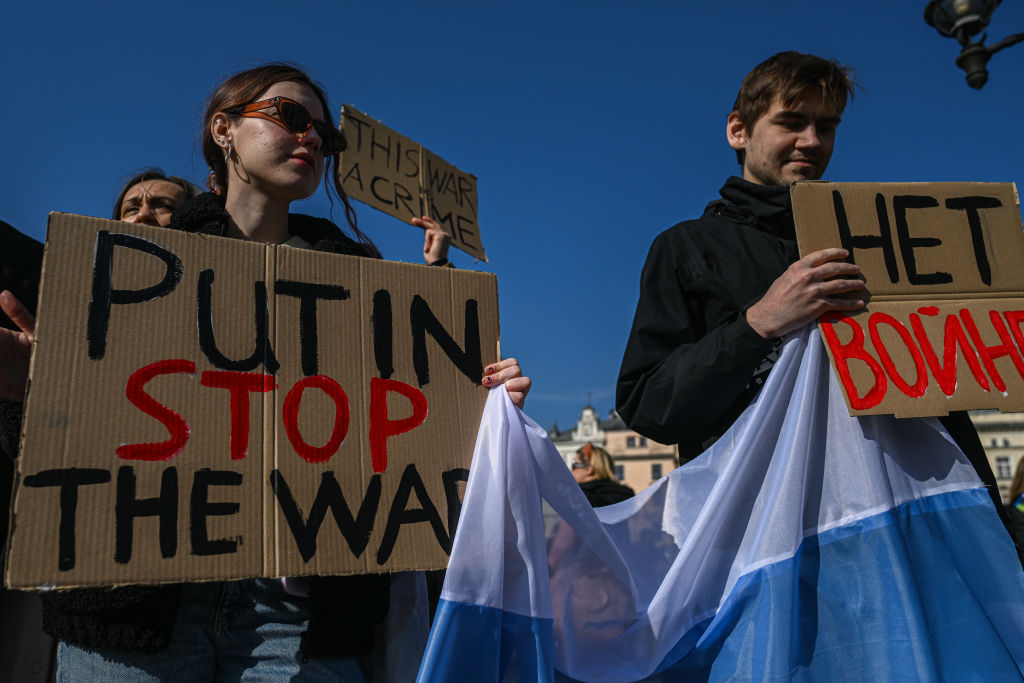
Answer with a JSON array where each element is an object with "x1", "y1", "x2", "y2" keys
[
  {"x1": 969, "y1": 410, "x2": 1024, "y2": 503},
  {"x1": 549, "y1": 405, "x2": 677, "y2": 494}
]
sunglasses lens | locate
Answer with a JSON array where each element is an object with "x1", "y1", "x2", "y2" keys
[
  {"x1": 279, "y1": 101, "x2": 313, "y2": 135},
  {"x1": 317, "y1": 125, "x2": 346, "y2": 155}
]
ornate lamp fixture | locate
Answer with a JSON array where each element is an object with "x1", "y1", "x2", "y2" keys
[{"x1": 925, "y1": 0, "x2": 1024, "y2": 88}]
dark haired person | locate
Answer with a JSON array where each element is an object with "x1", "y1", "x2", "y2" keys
[
  {"x1": 37, "y1": 63, "x2": 529, "y2": 682},
  {"x1": 113, "y1": 169, "x2": 199, "y2": 226},
  {"x1": 616, "y1": 51, "x2": 1019, "y2": 554}
]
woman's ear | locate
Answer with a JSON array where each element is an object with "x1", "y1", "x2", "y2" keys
[{"x1": 211, "y1": 112, "x2": 233, "y2": 149}]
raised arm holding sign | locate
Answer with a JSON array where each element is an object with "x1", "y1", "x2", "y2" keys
[{"x1": 8, "y1": 63, "x2": 528, "y2": 681}]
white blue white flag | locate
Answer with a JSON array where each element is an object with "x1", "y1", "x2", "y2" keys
[{"x1": 418, "y1": 327, "x2": 1024, "y2": 682}]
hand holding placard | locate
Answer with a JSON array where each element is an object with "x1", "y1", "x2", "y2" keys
[
  {"x1": 746, "y1": 248, "x2": 864, "y2": 339},
  {"x1": 792, "y1": 181, "x2": 1024, "y2": 417}
]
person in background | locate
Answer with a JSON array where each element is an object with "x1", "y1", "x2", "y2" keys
[
  {"x1": 35, "y1": 62, "x2": 529, "y2": 682},
  {"x1": 1007, "y1": 459, "x2": 1024, "y2": 541},
  {"x1": 0, "y1": 170, "x2": 200, "y2": 403},
  {"x1": 113, "y1": 169, "x2": 199, "y2": 226},
  {"x1": 573, "y1": 443, "x2": 635, "y2": 507}
]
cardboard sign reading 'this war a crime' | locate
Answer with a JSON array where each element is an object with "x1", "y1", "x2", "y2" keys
[
  {"x1": 4, "y1": 213, "x2": 499, "y2": 589},
  {"x1": 338, "y1": 105, "x2": 486, "y2": 262},
  {"x1": 792, "y1": 181, "x2": 1024, "y2": 417}
]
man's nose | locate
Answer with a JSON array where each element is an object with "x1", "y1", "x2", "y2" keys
[{"x1": 796, "y1": 126, "x2": 822, "y2": 148}]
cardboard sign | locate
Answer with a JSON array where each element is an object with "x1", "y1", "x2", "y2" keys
[
  {"x1": 338, "y1": 105, "x2": 486, "y2": 262},
  {"x1": 792, "y1": 181, "x2": 1024, "y2": 417},
  {"x1": 4, "y1": 213, "x2": 499, "y2": 589}
]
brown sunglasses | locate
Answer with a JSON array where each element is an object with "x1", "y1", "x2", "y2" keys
[{"x1": 224, "y1": 96, "x2": 346, "y2": 156}]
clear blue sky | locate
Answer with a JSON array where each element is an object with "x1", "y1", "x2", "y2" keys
[{"x1": 2, "y1": 1, "x2": 1023, "y2": 432}]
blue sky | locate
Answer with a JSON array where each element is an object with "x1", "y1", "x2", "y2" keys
[{"x1": 2, "y1": 1, "x2": 1023, "y2": 431}]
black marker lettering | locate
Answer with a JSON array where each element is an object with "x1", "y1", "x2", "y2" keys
[
  {"x1": 190, "y1": 468, "x2": 242, "y2": 556},
  {"x1": 893, "y1": 195, "x2": 950, "y2": 285},
  {"x1": 372, "y1": 289, "x2": 394, "y2": 380},
  {"x1": 23, "y1": 468, "x2": 111, "y2": 571},
  {"x1": 275, "y1": 281, "x2": 350, "y2": 376},
  {"x1": 410, "y1": 295, "x2": 482, "y2": 387},
  {"x1": 198, "y1": 269, "x2": 280, "y2": 373},
  {"x1": 88, "y1": 231, "x2": 183, "y2": 359},
  {"x1": 377, "y1": 464, "x2": 447, "y2": 565},
  {"x1": 115, "y1": 465, "x2": 177, "y2": 564},
  {"x1": 945, "y1": 196, "x2": 1001, "y2": 286},
  {"x1": 270, "y1": 470, "x2": 382, "y2": 562}
]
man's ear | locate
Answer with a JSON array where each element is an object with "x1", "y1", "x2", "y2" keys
[{"x1": 726, "y1": 111, "x2": 747, "y2": 152}]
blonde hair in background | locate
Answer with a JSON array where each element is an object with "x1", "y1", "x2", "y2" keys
[{"x1": 577, "y1": 442, "x2": 617, "y2": 481}]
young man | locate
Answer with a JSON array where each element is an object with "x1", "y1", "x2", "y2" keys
[{"x1": 616, "y1": 52, "x2": 1017, "y2": 545}]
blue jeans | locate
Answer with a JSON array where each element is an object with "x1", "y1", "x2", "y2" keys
[{"x1": 57, "y1": 579, "x2": 365, "y2": 682}]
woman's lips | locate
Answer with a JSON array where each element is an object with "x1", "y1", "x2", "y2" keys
[{"x1": 290, "y1": 153, "x2": 315, "y2": 169}]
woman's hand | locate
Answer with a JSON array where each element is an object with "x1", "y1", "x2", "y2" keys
[
  {"x1": 481, "y1": 358, "x2": 531, "y2": 409},
  {"x1": 0, "y1": 290, "x2": 35, "y2": 402},
  {"x1": 414, "y1": 216, "x2": 452, "y2": 265}
]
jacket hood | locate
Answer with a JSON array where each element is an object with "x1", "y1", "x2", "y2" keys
[{"x1": 704, "y1": 176, "x2": 795, "y2": 240}]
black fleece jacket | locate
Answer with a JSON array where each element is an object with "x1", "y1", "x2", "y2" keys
[
  {"x1": 616, "y1": 178, "x2": 1017, "y2": 543},
  {"x1": 39, "y1": 193, "x2": 389, "y2": 656}
]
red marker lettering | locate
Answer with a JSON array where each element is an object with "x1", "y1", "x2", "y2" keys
[
  {"x1": 959, "y1": 309, "x2": 1024, "y2": 392},
  {"x1": 819, "y1": 314, "x2": 887, "y2": 410},
  {"x1": 200, "y1": 370, "x2": 275, "y2": 460},
  {"x1": 118, "y1": 359, "x2": 195, "y2": 461},
  {"x1": 368, "y1": 377, "x2": 428, "y2": 473},
  {"x1": 282, "y1": 375, "x2": 350, "y2": 464},
  {"x1": 868, "y1": 312, "x2": 927, "y2": 397}
]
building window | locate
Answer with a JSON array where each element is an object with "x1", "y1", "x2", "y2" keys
[
  {"x1": 615, "y1": 465, "x2": 625, "y2": 481},
  {"x1": 626, "y1": 436, "x2": 636, "y2": 447},
  {"x1": 639, "y1": 437, "x2": 648, "y2": 447},
  {"x1": 1003, "y1": 438, "x2": 1011, "y2": 447},
  {"x1": 996, "y1": 456, "x2": 1012, "y2": 479},
  {"x1": 991, "y1": 438, "x2": 999, "y2": 447},
  {"x1": 651, "y1": 463, "x2": 663, "y2": 480}
]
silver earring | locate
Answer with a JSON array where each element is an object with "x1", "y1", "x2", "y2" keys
[{"x1": 221, "y1": 140, "x2": 232, "y2": 163}]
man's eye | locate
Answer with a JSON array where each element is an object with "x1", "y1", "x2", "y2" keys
[{"x1": 122, "y1": 206, "x2": 138, "y2": 216}]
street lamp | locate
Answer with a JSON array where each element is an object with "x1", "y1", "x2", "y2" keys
[{"x1": 925, "y1": 0, "x2": 1024, "y2": 88}]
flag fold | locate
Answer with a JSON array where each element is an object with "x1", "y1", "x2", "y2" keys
[{"x1": 418, "y1": 327, "x2": 1024, "y2": 682}]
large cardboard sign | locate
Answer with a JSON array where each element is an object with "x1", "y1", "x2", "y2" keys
[
  {"x1": 4, "y1": 213, "x2": 499, "y2": 589},
  {"x1": 793, "y1": 181, "x2": 1024, "y2": 417},
  {"x1": 338, "y1": 105, "x2": 486, "y2": 262}
]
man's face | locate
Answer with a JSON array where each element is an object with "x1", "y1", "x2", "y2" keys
[{"x1": 727, "y1": 91, "x2": 841, "y2": 186}]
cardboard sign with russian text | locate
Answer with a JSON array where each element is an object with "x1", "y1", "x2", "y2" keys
[
  {"x1": 792, "y1": 181, "x2": 1024, "y2": 417},
  {"x1": 338, "y1": 105, "x2": 486, "y2": 262},
  {"x1": 3, "y1": 213, "x2": 499, "y2": 589}
]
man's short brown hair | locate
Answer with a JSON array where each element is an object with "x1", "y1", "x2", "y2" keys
[{"x1": 731, "y1": 51, "x2": 855, "y2": 164}]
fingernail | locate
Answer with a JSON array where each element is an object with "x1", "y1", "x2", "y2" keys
[
  {"x1": 481, "y1": 376, "x2": 494, "y2": 386},
  {"x1": 484, "y1": 365, "x2": 496, "y2": 374}
]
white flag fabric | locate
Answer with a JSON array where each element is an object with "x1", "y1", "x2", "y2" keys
[{"x1": 418, "y1": 327, "x2": 1024, "y2": 682}]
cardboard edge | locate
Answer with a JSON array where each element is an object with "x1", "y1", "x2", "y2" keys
[{"x1": 3, "y1": 212, "x2": 61, "y2": 590}]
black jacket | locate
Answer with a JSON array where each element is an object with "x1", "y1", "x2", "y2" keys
[
  {"x1": 617, "y1": 177, "x2": 793, "y2": 459},
  {"x1": 39, "y1": 194, "x2": 389, "y2": 656},
  {"x1": 616, "y1": 178, "x2": 1019, "y2": 548},
  {"x1": 580, "y1": 479, "x2": 635, "y2": 508}
]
